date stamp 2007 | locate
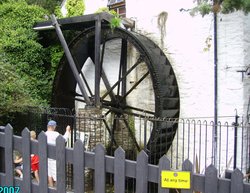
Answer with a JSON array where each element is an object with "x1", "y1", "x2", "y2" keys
[{"x1": 0, "y1": 186, "x2": 20, "y2": 193}]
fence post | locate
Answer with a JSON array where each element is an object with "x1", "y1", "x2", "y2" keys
[
  {"x1": 231, "y1": 168, "x2": 243, "y2": 193},
  {"x1": 38, "y1": 131, "x2": 48, "y2": 193},
  {"x1": 233, "y1": 112, "x2": 239, "y2": 169},
  {"x1": 182, "y1": 159, "x2": 193, "y2": 193},
  {"x1": 56, "y1": 135, "x2": 66, "y2": 193},
  {"x1": 21, "y1": 128, "x2": 31, "y2": 193},
  {"x1": 114, "y1": 147, "x2": 125, "y2": 193},
  {"x1": 205, "y1": 165, "x2": 218, "y2": 193},
  {"x1": 0, "y1": 126, "x2": 5, "y2": 174},
  {"x1": 144, "y1": 118, "x2": 147, "y2": 151},
  {"x1": 5, "y1": 124, "x2": 14, "y2": 186},
  {"x1": 158, "y1": 156, "x2": 170, "y2": 193},
  {"x1": 95, "y1": 144, "x2": 105, "y2": 193},
  {"x1": 213, "y1": 122, "x2": 218, "y2": 168},
  {"x1": 73, "y1": 140, "x2": 85, "y2": 193},
  {"x1": 136, "y1": 150, "x2": 148, "y2": 193}
]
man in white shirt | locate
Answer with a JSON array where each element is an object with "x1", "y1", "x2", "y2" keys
[{"x1": 45, "y1": 120, "x2": 71, "y2": 187}]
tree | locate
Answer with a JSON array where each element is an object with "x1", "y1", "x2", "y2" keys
[
  {"x1": 0, "y1": 0, "x2": 52, "y2": 114},
  {"x1": 191, "y1": 0, "x2": 250, "y2": 16},
  {"x1": 66, "y1": 0, "x2": 85, "y2": 17},
  {"x1": 25, "y1": 0, "x2": 61, "y2": 13},
  {"x1": 0, "y1": 58, "x2": 41, "y2": 115}
]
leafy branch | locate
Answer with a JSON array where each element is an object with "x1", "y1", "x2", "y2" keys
[
  {"x1": 191, "y1": 0, "x2": 250, "y2": 16},
  {"x1": 95, "y1": 7, "x2": 121, "y2": 29}
]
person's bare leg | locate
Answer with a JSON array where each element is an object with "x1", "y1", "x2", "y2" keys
[
  {"x1": 15, "y1": 169, "x2": 23, "y2": 178},
  {"x1": 34, "y1": 171, "x2": 39, "y2": 183},
  {"x1": 48, "y1": 176, "x2": 54, "y2": 187}
]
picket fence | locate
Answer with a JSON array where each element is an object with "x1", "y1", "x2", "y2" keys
[{"x1": 0, "y1": 124, "x2": 250, "y2": 193}]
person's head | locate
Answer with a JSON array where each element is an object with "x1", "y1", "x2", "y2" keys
[
  {"x1": 47, "y1": 120, "x2": 57, "y2": 131},
  {"x1": 30, "y1": 130, "x2": 36, "y2": 140}
]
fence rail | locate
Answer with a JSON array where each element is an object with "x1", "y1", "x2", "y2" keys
[
  {"x1": 0, "y1": 124, "x2": 250, "y2": 193},
  {"x1": 6, "y1": 108, "x2": 249, "y2": 175}
]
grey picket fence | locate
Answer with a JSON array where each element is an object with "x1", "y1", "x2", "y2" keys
[{"x1": 0, "y1": 124, "x2": 250, "y2": 193}]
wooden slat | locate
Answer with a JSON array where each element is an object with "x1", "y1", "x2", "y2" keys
[
  {"x1": 0, "y1": 132, "x2": 5, "y2": 147},
  {"x1": 2, "y1": 126, "x2": 250, "y2": 193},
  {"x1": 231, "y1": 168, "x2": 243, "y2": 193},
  {"x1": 73, "y1": 140, "x2": 84, "y2": 193},
  {"x1": 158, "y1": 155, "x2": 170, "y2": 193},
  {"x1": 244, "y1": 182, "x2": 250, "y2": 192},
  {"x1": 205, "y1": 164, "x2": 218, "y2": 193},
  {"x1": 182, "y1": 159, "x2": 193, "y2": 193},
  {"x1": 136, "y1": 150, "x2": 148, "y2": 193},
  {"x1": 114, "y1": 147, "x2": 125, "y2": 193},
  {"x1": 95, "y1": 144, "x2": 105, "y2": 193},
  {"x1": 22, "y1": 128, "x2": 31, "y2": 193},
  {"x1": 38, "y1": 131, "x2": 48, "y2": 193},
  {"x1": 13, "y1": 135, "x2": 22, "y2": 153},
  {"x1": 5, "y1": 124, "x2": 13, "y2": 186},
  {"x1": 193, "y1": 173, "x2": 205, "y2": 192},
  {"x1": 218, "y1": 178, "x2": 230, "y2": 193},
  {"x1": 0, "y1": 174, "x2": 5, "y2": 185},
  {"x1": 56, "y1": 135, "x2": 66, "y2": 193}
]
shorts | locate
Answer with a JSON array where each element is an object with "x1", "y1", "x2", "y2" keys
[
  {"x1": 48, "y1": 159, "x2": 57, "y2": 181},
  {"x1": 15, "y1": 164, "x2": 23, "y2": 171},
  {"x1": 31, "y1": 163, "x2": 39, "y2": 172},
  {"x1": 31, "y1": 155, "x2": 39, "y2": 172}
]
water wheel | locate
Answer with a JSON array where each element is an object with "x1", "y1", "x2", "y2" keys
[{"x1": 51, "y1": 25, "x2": 179, "y2": 164}]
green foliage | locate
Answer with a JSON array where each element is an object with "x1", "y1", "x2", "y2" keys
[
  {"x1": 190, "y1": 2, "x2": 212, "y2": 17},
  {"x1": 95, "y1": 8, "x2": 121, "y2": 29},
  {"x1": 0, "y1": 0, "x2": 51, "y2": 115},
  {"x1": 95, "y1": 7, "x2": 109, "y2": 13},
  {"x1": 25, "y1": 0, "x2": 61, "y2": 14},
  {"x1": 191, "y1": 0, "x2": 250, "y2": 16},
  {"x1": 66, "y1": 0, "x2": 85, "y2": 17},
  {"x1": 110, "y1": 16, "x2": 122, "y2": 30},
  {"x1": 221, "y1": 0, "x2": 250, "y2": 14},
  {"x1": 0, "y1": 59, "x2": 44, "y2": 116},
  {"x1": 48, "y1": 45, "x2": 64, "y2": 76},
  {"x1": 54, "y1": 5, "x2": 64, "y2": 18}
]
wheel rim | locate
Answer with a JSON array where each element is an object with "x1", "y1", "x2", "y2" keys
[{"x1": 53, "y1": 26, "x2": 180, "y2": 164}]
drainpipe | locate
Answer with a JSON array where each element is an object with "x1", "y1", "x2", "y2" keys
[
  {"x1": 233, "y1": 111, "x2": 239, "y2": 169},
  {"x1": 213, "y1": 3, "x2": 218, "y2": 168}
]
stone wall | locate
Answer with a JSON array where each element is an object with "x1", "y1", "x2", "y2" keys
[{"x1": 76, "y1": 108, "x2": 104, "y2": 151}]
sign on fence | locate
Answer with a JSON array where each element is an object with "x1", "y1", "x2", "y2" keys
[{"x1": 161, "y1": 171, "x2": 191, "y2": 189}]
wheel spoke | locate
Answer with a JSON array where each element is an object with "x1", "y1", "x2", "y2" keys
[
  {"x1": 74, "y1": 96, "x2": 86, "y2": 103},
  {"x1": 101, "y1": 104, "x2": 153, "y2": 119},
  {"x1": 89, "y1": 42, "x2": 117, "y2": 103},
  {"x1": 124, "y1": 105, "x2": 155, "y2": 116},
  {"x1": 104, "y1": 109, "x2": 112, "y2": 117},
  {"x1": 101, "y1": 99, "x2": 155, "y2": 116},
  {"x1": 102, "y1": 119, "x2": 118, "y2": 147},
  {"x1": 73, "y1": 55, "x2": 94, "y2": 97},
  {"x1": 117, "y1": 45, "x2": 122, "y2": 96},
  {"x1": 117, "y1": 39, "x2": 127, "y2": 96},
  {"x1": 101, "y1": 56, "x2": 143, "y2": 100},
  {"x1": 80, "y1": 71, "x2": 94, "y2": 97},
  {"x1": 123, "y1": 71, "x2": 150, "y2": 99}
]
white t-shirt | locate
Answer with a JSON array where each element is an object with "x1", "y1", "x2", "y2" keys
[
  {"x1": 45, "y1": 130, "x2": 70, "y2": 180},
  {"x1": 45, "y1": 130, "x2": 70, "y2": 145}
]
